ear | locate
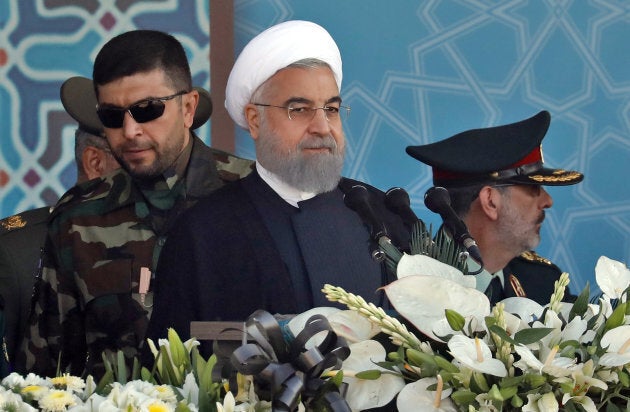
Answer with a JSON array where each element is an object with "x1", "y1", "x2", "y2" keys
[
  {"x1": 82, "y1": 146, "x2": 107, "y2": 181},
  {"x1": 182, "y1": 90, "x2": 199, "y2": 129},
  {"x1": 245, "y1": 103, "x2": 260, "y2": 140},
  {"x1": 477, "y1": 186, "x2": 502, "y2": 221}
]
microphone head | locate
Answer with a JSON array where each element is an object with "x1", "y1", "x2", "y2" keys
[
  {"x1": 385, "y1": 187, "x2": 411, "y2": 210},
  {"x1": 343, "y1": 184, "x2": 370, "y2": 210},
  {"x1": 424, "y1": 186, "x2": 451, "y2": 214}
]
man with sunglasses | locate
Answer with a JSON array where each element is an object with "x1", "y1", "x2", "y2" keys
[
  {"x1": 21, "y1": 31, "x2": 254, "y2": 378},
  {"x1": 406, "y1": 111, "x2": 583, "y2": 305},
  {"x1": 146, "y1": 20, "x2": 411, "y2": 354}
]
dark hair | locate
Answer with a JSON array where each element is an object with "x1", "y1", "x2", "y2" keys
[
  {"x1": 93, "y1": 30, "x2": 192, "y2": 95},
  {"x1": 448, "y1": 184, "x2": 509, "y2": 217}
]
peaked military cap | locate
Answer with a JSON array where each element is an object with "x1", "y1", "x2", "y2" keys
[
  {"x1": 406, "y1": 110, "x2": 584, "y2": 187},
  {"x1": 60, "y1": 76, "x2": 213, "y2": 136}
]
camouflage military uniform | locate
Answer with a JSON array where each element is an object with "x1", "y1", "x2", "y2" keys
[{"x1": 20, "y1": 135, "x2": 253, "y2": 377}]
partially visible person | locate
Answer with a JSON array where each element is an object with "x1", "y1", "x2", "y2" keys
[
  {"x1": 406, "y1": 110, "x2": 583, "y2": 304},
  {"x1": 146, "y1": 20, "x2": 411, "y2": 354},
  {"x1": 1, "y1": 119, "x2": 120, "y2": 376},
  {"x1": 21, "y1": 30, "x2": 254, "y2": 378}
]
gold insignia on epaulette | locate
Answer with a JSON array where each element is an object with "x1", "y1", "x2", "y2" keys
[
  {"x1": 509, "y1": 274, "x2": 527, "y2": 297},
  {"x1": 520, "y1": 251, "x2": 552, "y2": 265},
  {"x1": 0, "y1": 215, "x2": 27, "y2": 231}
]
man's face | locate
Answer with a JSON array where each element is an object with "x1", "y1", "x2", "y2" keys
[
  {"x1": 248, "y1": 66, "x2": 345, "y2": 193},
  {"x1": 496, "y1": 184, "x2": 553, "y2": 253},
  {"x1": 97, "y1": 69, "x2": 195, "y2": 179}
]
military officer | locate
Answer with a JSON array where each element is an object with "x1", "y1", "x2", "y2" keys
[{"x1": 406, "y1": 110, "x2": 583, "y2": 305}]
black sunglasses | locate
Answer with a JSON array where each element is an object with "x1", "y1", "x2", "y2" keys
[{"x1": 96, "y1": 90, "x2": 188, "y2": 128}]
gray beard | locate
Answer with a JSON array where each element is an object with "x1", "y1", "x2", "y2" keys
[{"x1": 257, "y1": 132, "x2": 344, "y2": 193}]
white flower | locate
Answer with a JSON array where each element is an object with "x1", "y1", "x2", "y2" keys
[
  {"x1": 595, "y1": 256, "x2": 630, "y2": 299},
  {"x1": 522, "y1": 392, "x2": 559, "y2": 411},
  {"x1": 448, "y1": 335, "x2": 507, "y2": 377},
  {"x1": 397, "y1": 253, "x2": 476, "y2": 288},
  {"x1": 216, "y1": 391, "x2": 236, "y2": 412},
  {"x1": 384, "y1": 275, "x2": 490, "y2": 341},
  {"x1": 598, "y1": 325, "x2": 630, "y2": 367},
  {"x1": 341, "y1": 340, "x2": 405, "y2": 410},
  {"x1": 513, "y1": 344, "x2": 577, "y2": 377},
  {"x1": 49, "y1": 374, "x2": 85, "y2": 393},
  {"x1": 38, "y1": 389, "x2": 77, "y2": 412},
  {"x1": 396, "y1": 377, "x2": 456, "y2": 412}
]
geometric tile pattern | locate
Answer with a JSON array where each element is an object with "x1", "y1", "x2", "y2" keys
[
  {"x1": 233, "y1": 0, "x2": 630, "y2": 294},
  {"x1": 1, "y1": 0, "x2": 628, "y2": 294}
]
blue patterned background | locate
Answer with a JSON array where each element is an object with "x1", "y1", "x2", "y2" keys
[{"x1": 1, "y1": 0, "x2": 629, "y2": 295}]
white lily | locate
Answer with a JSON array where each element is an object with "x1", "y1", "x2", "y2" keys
[
  {"x1": 522, "y1": 392, "x2": 559, "y2": 412},
  {"x1": 396, "y1": 377, "x2": 456, "y2": 412},
  {"x1": 447, "y1": 335, "x2": 507, "y2": 377},
  {"x1": 384, "y1": 275, "x2": 490, "y2": 341},
  {"x1": 341, "y1": 340, "x2": 405, "y2": 411},
  {"x1": 595, "y1": 256, "x2": 630, "y2": 300}
]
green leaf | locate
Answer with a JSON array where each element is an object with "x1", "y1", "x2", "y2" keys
[
  {"x1": 499, "y1": 385, "x2": 518, "y2": 400},
  {"x1": 450, "y1": 389, "x2": 477, "y2": 405},
  {"x1": 117, "y1": 351, "x2": 127, "y2": 384},
  {"x1": 445, "y1": 309, "x2": 465, "y2": 331},
  {"x1": 605, "y1": 302, "x2": 627, "y2": 331},
  {"x1": 406, "y1": 348, "x2": 436, "y2": 367},
  {"x1": 619, "y1": 369, "x2": 630, "y2": 387},
  {"x1": 434, "y1": 355, "x2": 459, "y2": 373},
  {"x1": 568, "y1": 283, "x2": 590, "y2": 321},
  {"x1": 355, "y1": 369, "x2": 382, "y2": 380},
  {"x1": 514, "y1": 327, "x2": 555, "y2": 345},
  {"x1": 510, "y1": 394, "x2": 524, "y2": 408},
  {"x1": 488, "y1": 325, "x2": 515, "y2": 344},
  {"x1": 472, "y1": 371, "x2": 489, "y2": 392}
]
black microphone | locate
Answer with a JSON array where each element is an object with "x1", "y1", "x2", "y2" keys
[
  {"x1": 384, "y1": 187, "x2": 420, "y2": 230},
  {"x1": 343, "y1": 184, "x2": 389, "y2": 261},
  {"x1": 424, "y1": 186, "x2": 484, "y2": 266}
]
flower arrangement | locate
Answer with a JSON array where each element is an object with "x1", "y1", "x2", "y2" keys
[
  {"x1": 318, "y1": 254, "x2": 630, "y2": 411},
  {"x1": 4, "y1": 253, "x2": 630, "y2": 411}
]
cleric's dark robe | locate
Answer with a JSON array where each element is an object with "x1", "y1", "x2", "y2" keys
[{"x1": 146, "y1": 171, "x2": 410, "y2": 353}]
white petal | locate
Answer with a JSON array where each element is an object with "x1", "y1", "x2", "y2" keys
[
  {"x1": 287, "y1": 307, "x2": 341, "y2": 337},
  {"x1": 396, "y1": 378, "x2": 456, "y2": 412},
  {"x1": 601, "y1": 325, "x2": 630, "y2": 352},
  {"x1": 385, "y1": 275, "x2": 490, "y2": 341},
  {"x1": 343, "y1": 340, "x2": 405, "y2": 410},
  {"x1": 502, "y1": 297, "x2": 544, "y2": 323},
  {"x1": 595, "y1": 256, "x2": 630, "y2": 299},
  {"x1": 329, "y1": 310, "x2": 382, "y2": 342}
]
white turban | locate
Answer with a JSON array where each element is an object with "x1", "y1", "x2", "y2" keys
[{"x1": 225, "y1": 20, "x2": 343, "y2": 129}]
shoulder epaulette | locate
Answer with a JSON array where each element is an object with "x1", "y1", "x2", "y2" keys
[
  {"x1": 0, "y1": 207, "x2": 51, "y2": 234},
  {"x1": 519, "y1": 250, "x2": 554, "y2": 266}
]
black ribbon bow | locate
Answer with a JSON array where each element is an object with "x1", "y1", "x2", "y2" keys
[{"x1": 214, "y1": 310, "x2": 352, "y2": 411}]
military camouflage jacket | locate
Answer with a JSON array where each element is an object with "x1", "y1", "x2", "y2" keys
[{"x1": 20, "y1": 135, "x2": 253, "y2": 377}]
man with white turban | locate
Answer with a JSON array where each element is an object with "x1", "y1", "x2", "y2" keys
[{"x1": 146, "y1": 20, "x2": 412, "y2": 352}]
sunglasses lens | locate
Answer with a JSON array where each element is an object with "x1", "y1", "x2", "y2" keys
[
  {"x1": 130, "y1": 100, "x2": 166, "y2": 123},
  {"x1": 96, "y1": 108, "x2": 124, "y2": 128}
]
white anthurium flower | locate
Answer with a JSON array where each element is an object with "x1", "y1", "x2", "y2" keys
[
  {"x1": 595, "y1": 256, "x2": 630, "y2": 300},
  {"x1": 396, "y1": 377, "x2": 456, "y2": 412},
  {"x1": 513, "y1": 344, "x2": 577, "y2": 377},
  {"x1": 502, "y1": 311, "x2": 530, "y2": 337},
  {"x1": 501, "y1": 297, "x2": 544, "y2": 323},
  {"x1": 287, "y1": 307, "x2": 340, "y2": 336},
  {"x1": 287, "y1": 307, "x2": 380, "y2": 346},
  {"x1": 397, "y1": 254, "x2": 476, "y2": 288},
  {"x1": 598, "y1": 325, "x2": 630, "y2": 367},
  {"x1": 385, "y1": 275, "x2": 490, "y2": 341},
  {"x1": 522, "y1": 392, "x2": 559, "y2": 412},
  {"x1": 328, "y1": 309, "x2": 382, "y2": 343},
  {"x1": 447, "y1": 335, "x2": 507, "y2": 377},
  {"x1": 342, "y1": 340, "x2": 405, "y2": 411}
]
